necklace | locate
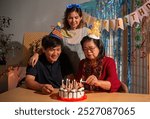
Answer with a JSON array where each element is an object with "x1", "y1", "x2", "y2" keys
[{"x1": 82, "y1": 58, "x2": 103, "y2": 80}]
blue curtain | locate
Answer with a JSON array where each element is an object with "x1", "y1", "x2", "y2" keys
[{"x1": 81, "y1": 0, "x2": 127, "y2": 82}]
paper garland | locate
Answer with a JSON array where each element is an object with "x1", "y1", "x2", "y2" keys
[{"x1": 83, "y1": 0, "x2": 150, "y2": 31}]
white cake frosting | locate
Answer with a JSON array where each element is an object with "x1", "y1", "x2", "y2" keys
[{"x1": 59, "y1": 79, "x2": 85, "y2": 99}]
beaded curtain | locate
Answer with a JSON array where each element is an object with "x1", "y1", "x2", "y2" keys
[{"x1": 81, "y1": 0, "x2": 125, "y2": 83}]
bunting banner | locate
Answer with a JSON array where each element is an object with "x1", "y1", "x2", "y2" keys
[{"x1": 83, "y1": 0, "x2": 150, "y2": 31}]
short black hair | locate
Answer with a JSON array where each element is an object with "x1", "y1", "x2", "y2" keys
[
  {"x1": 42, "y1": 35, "x2": 63, "y2": 50},
  {"x1": 80, "y1": 35, "x2": 105, "y2": 59}
]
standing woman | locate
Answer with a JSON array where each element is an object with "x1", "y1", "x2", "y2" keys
[
  {"x1": 77, "y1": 35, "x2": 121, "y2": 92},
  {"x1": 29, "y1": 4, "x2": 89, "y2": 75},
  {"x1": 61, "y1": 4, "x2": 89, "y2": 74}
]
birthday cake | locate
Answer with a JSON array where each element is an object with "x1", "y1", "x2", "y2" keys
[{"x1": 58, "y1": 79, "x2": 86, "y2": 101}]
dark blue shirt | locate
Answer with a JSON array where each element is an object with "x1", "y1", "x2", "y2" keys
[{"x1": 26, "y1": 54, "x2": 62, "y2": 88}]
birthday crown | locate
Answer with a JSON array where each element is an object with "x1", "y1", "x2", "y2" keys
[
  {"x1": 49, "y1": 22, "x2": 63, "y2": 40},
  {"x1": 88, "y1": 20, "x2": 101, "y2": 39}
]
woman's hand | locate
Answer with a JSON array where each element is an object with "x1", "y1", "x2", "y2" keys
[
  {"x1": 28, "y1": 53, "x2": 39, "y2": 67},
  {"x1": 41, "y1": 84, "x2": 54, "y2": 95},
  {"x1": 86, "y1": 75, "x2": 111, "y2": 90},
  {"x1": 86, "y1": 75, "x2": 99, "y2": 86}
]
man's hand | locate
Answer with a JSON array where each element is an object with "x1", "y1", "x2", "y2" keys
[{"x1": 41, "y1": 84, "x2": 54, "y2": 94}]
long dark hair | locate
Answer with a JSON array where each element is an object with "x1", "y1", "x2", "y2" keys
[
  {"x1": 63, "y1": 6, "x2": 85, "y2": 30},
  {"x1": 80, "y1": 35, "x2": 105, "y2": 59}
]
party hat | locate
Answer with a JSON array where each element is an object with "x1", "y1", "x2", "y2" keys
[
  {"x1": 49, "y1": 22, "x2": 63, "y2": 40},
  {"x1": 88, "y1": 20, "x2": 101, "y2": 39}
]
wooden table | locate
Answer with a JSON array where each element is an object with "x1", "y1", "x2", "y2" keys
[{"x1": 0, "y1": 87, "x2": 150, "y2": 102}]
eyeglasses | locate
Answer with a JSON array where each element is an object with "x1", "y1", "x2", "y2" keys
[
  {"x1": 67, "y1": 4, "x2": 81, "y2": 9},
  {"x1": 83, "y1": 47, "x2": 97, "y2": 52}
]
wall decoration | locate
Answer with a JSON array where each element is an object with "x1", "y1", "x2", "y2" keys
[{"x1": 82, "y1": 0, "x2": 150, "y2": 31}]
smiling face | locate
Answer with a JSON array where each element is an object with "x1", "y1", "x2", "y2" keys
[
  {"x1": 67, "y1": 11, "x2": 82, "y2": 30},
  {"x1": 43, "y1": 46, "x2": 62, "y2": 63},
  {"x1": 83, "y1": 40, "x2": 100, "y2": 60}
]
